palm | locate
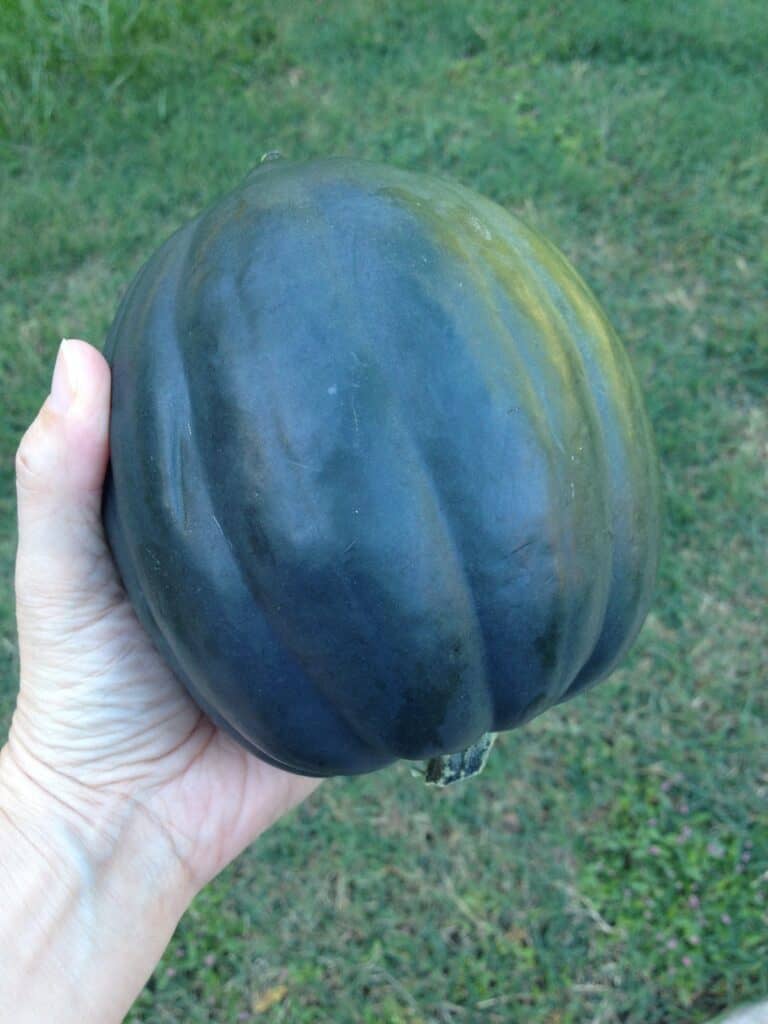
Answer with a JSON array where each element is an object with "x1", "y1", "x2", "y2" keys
[{"x1": 13, "y1": 527, "x2": 317, "y2": 888}]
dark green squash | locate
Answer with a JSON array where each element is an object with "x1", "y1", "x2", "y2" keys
[{"x1": 102, "y1": 156, "x2": 661, "y2": 782}]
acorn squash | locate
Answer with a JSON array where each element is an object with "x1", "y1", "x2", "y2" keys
[{"x1": 102, "y1": 156, "x2": 661, "y2": 782}]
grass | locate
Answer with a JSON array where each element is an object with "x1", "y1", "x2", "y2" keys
[{"x1": 1, "y1": 1, "x2": 766, "y2": 1021}]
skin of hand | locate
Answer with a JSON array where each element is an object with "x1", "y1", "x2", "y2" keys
[{"x1": 0, "y1": 338, "x2": 320, "y2": 1021}]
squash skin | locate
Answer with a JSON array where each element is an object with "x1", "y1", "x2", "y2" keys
[{"x1": 102, "y1": 157, "x2": 661, "y2": 778}]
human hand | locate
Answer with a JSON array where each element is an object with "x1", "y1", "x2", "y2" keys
[{"x1": 0, "y1": 338, "x2": 320, "y2": 1022}]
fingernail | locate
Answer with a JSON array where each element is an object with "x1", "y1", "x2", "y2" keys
[{"x1": 48, "y1": 339, "x2": 78, "y2": 414}]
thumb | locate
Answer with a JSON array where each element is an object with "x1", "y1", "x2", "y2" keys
[{"x1": 14, "y1": 338, "x2": 114, "y2": 611}]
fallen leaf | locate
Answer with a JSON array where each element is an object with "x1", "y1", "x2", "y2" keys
[{"x1": 251, "y1": 984, "x2": 288, "y2": 1014}]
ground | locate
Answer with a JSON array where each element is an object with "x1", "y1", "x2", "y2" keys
[{"x1": 0, "y1": 2, "x2": 766, "y2": 1022}]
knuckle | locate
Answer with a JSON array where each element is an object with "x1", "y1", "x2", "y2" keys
[{"x1": 14, "y1": 423, "x2": 47, "y2": 491}]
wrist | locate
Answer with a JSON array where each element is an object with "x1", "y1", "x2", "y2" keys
[{"x1": 0, "y1": 740, "x2": 195, "y2": 1024}]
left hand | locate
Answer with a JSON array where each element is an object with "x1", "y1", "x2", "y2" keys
[{"x1": 3, "y1": 337, "x2": 320, "y2": 892}]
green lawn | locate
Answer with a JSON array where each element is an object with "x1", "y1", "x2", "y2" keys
[{"x1": 1, "y1": 2, "x2": 766, "y2": 1022}]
